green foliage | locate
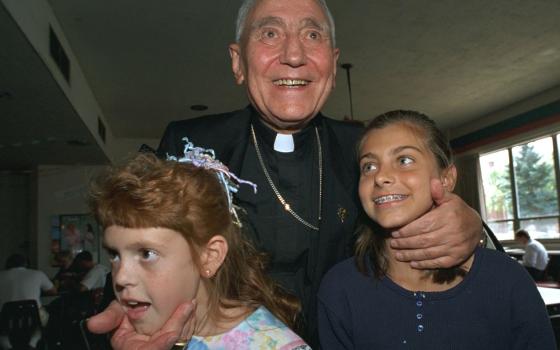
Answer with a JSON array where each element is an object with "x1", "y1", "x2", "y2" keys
[
  {"x1": 514, "y1": 144, "x2": 558, "y2": 217},
  {"x1": 487, "y1": 165, "x2": 512, "y2": 220}
]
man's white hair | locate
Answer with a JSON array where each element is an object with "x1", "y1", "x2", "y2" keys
[{"x1": 234, "y1": 0, "x2": 336, "y2": 47}]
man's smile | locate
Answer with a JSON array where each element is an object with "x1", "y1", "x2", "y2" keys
[{"x1": 273, "y1": 79, "x2": 310, "y2": 86}]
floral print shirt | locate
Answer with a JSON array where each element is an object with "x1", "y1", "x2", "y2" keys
[{"x1": 186, "y1": 306, "x2": 311, "y2": 350}]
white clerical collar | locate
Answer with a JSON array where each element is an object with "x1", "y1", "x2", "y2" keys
[{"x1": 273, "y1": 133, "x2": 295, "y2": 153}]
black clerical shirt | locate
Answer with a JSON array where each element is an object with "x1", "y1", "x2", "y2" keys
[{"x1": 236, "y1": 115, "x2": 321, "y2": 313}]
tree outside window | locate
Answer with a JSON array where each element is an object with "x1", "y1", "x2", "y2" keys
[{"x1": 479, "y1": 135, "x2": 560, "y2": 240}]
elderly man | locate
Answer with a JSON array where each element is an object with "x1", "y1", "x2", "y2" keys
[{"x1": 88, "y1": 0, "x2": 482, "y2": 348}]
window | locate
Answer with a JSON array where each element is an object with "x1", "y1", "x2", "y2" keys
[{"x1": 479, "y1": 134, "x2": 560, "y2": 240}]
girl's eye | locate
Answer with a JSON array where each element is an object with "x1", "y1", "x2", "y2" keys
[
  {"x1": 399, "y1": 156, "x2": 414, "y2": 166},
  {"x1": 361, "y1": 162, "x2": 378, "y2": 174},
  {"x1": 140, "y1": 249, "x2": 158, "y2": 262},
  {"x1": 107, "y1": 251, "x2": 120, "y2": 263}
]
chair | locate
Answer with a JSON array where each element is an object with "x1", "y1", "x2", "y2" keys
[
  {"x1": 45, "y1": 290, "x2": 109, "y2": 350},
  {"x1": 0, "y1": 299, "x2": 42, "y2": 349}
]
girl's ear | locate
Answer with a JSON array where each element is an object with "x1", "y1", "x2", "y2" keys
[
  {"x1": 441, "y1": 165, "x2": 457, "y2": 192},
  {"x1": 199, "y1": 235, "x2": 228, "y2": 278}
]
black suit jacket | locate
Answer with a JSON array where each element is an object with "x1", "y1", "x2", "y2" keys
[
  {"x1": 157, "y1": 105, "x2": 364, "y2": 344},
  {"x1": 158, "y1": 105, "x2": 363, "y2": 267}
]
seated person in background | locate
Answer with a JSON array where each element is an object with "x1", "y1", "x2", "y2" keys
[
  {"x1": 318, "y1": 110, "x2": 555, "y2": 349},
  {"x1": 88, "y1": 150, "x2": 309, "y2": 349},
  {"x1": 515, "y1": 229, "x2": 549, "y2": 281},
  {"x1": 45, "y1": 251, "x2": 109, "y2": 349},
  {"x1": 52, "y1": 250, "x2": 76, "y2": 292},
  {"x1": 0, "y1": 253, "x2": 58, "y2": 350},
  {"x1": 64, "y1": 250, "x2": 93, "y2": 288},
  {"x1": 73, "y1": 251, "x2": 110, "y2": 292}
]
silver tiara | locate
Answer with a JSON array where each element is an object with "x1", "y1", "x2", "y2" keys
[{"x1": 167, "y1": 137, "x2": 257, "y2": 227}]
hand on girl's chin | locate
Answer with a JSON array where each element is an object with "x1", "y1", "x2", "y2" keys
[{"x1": 377, "y1": 206, "x2": 434, "y2": 234}]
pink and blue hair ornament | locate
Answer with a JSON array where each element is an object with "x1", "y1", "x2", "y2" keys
[{"x1": 167, "y1": 137, "x2": 257, "y2": 227}]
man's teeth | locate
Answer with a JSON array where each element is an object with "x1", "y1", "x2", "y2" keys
[
  {"x1": 374, "y1": 194, "x2": 408, "y2": 204},
  {"x1": 273, "y1": 79, "x2": 309, "y2": 86}
]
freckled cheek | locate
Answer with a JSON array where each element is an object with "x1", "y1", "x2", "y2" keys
[
  {"x1": 150, "y1": 272, "x2": 196, "y2": 312},
  {"x1": 150, "y1": 289, "x2": 184, "y2": 327}
]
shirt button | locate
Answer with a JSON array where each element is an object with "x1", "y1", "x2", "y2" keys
[
  {"x1": 417, "y1": 324, "x2": 424, "y2": 332},
  {"x1": 416, "y1": 301, "x2": 423, "y2": 307},
  {"x1": 416, "y1": 313, "x2": 423, "y2": 320}
]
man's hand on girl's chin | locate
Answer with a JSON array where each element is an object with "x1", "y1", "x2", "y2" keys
[
  {"x1": 87, "y1": 300, "x2": 124, "y2": 334},
  {"x1": 389, "y1": 178, "x2": 482, "y2": 269},
  {"x1": 87, "y1": 300, "x2": 196, "y2": 350}
]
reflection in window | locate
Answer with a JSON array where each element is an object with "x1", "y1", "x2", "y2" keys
[
  {"x1": 487, "y1": 221, "x2": 514, "y2": 242},
  {"x1": 519, "y1": 218, "x2": 559, "y2": 240}
]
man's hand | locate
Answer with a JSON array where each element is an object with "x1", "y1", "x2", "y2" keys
[
  {"x1": 389, "y1": 178, "x2": 482, "y2": 269},
  {"x1": 87, "y1": 301, "x2": 125, "y2": 334},
  {"x1": 87, "y1": 300, "x2": 196, "y2": 350}
]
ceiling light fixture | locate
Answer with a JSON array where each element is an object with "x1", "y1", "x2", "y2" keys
[
  {"x1": 341, "y1": 63, "x2": 354, "y2": 121},
  {"x1": 190, "y1": 104, "x2": 208, "y2": 111},
  {"x1": 0, "y1": 91, "x2": 13, "y2": 99}
]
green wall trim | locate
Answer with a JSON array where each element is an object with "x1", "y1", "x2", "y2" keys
[{"x1": 451, "y1": 100, "x2": 560, "y2": 153}]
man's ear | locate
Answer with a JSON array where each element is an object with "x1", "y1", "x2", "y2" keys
[
  {"x1": 441, "y1": 165, "x2": 457, "y2": 192},
  {"x1": 229, "y1": 43, "x2": 245, "y2": 85},
  {"x1": 199, "y1": 235, "x2": 228, "y2": 278},
  {"x1": 331, "y1": 48, "x2": 340, "y2": 89}
]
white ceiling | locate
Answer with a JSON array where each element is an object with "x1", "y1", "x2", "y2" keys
[{"x1": 2, "y1": 0, "x2": 560, "y2": 169}]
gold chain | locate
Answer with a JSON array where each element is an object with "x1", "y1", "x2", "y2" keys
[{"x1": 250, "y1": 124, "x2": 322, "y2": 231}]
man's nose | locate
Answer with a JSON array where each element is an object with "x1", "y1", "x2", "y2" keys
[{"x1": 279, "y1": 33, "x2": 306, "y2": 67}]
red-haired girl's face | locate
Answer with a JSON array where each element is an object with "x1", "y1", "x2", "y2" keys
[{"x1": 103, "y1": 226, "x2": 206, "y2": 335}]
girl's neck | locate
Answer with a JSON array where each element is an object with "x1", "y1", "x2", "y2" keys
[
  {"x1": 384, "y1": 240, "x2": 474, "y2": 292},
  {"x1": 194, "y1": 301, "x2": 252, "y2": 337},
  {"x1": 190, "y1": 279, "x2": 253, "y2": 337}
]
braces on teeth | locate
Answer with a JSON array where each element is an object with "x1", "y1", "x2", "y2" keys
[{"x1": 374, "y1": 194, "x2": 407, "y2": 204}]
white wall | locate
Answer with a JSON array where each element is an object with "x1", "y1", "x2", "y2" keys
[{"x1": 0, "y1": 172, "x2": 32, "y2": 266}]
